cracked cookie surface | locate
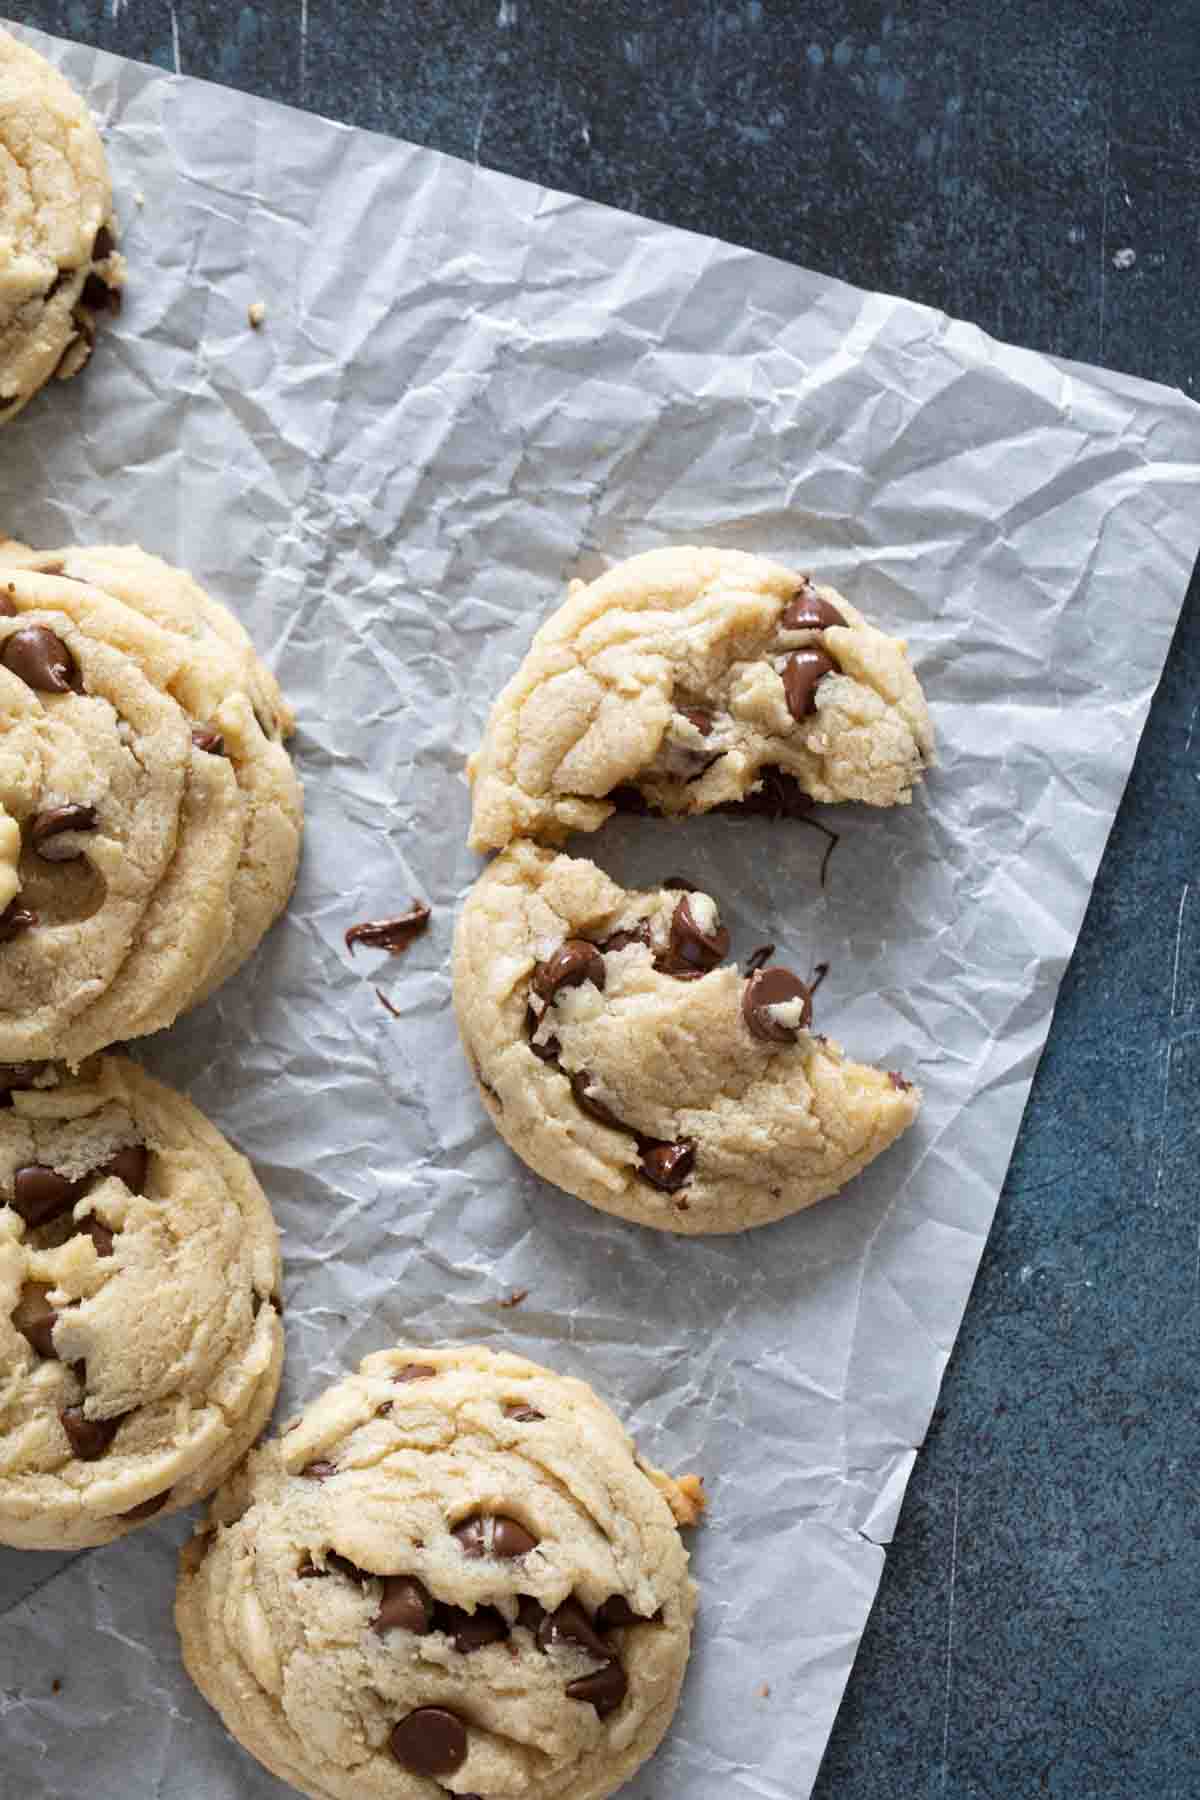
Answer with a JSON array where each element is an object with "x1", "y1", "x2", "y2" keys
[
  {"x1": 0, "y1": 542, "x2": 302, "y2": 1062},
  {"x1": 0, "y1": 28, "x2": 125, "y2": 425},
  {"x1": 467, "y1": 546, "x2": 933, "y2": 852},
  {"x1": 176, "y1": 1344, "x2": 698, "y2": 1800},
  {"x1": 0, "y1": 1054, "x2": 282, "y2": 1549},
  {"x1": 453, "y1": 842, "x2": 920, "y2": 1234}
]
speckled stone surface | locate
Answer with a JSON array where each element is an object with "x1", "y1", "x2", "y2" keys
[{"x1": 16, "y1": 4, "x2": 1200, "y2": 1795}]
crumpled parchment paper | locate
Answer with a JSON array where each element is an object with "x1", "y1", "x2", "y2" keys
[{"x1": 2, "y1": 23, "x2": 1199, "y2": 1800}]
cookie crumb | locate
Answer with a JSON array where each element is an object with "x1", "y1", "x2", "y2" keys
[
  {"x1": 51, "y1": 1678, "x2": 62, "y2": 1694},
  {"x1": 758, "y1": 1681, "x2": 770, "y2": 1699},
  {"x1": 498, "y1": 1288, "x2": 529, "y2": 1309},
  {"x1": 247, "y1": 300, "x2": 267, "y2": 328},
  {"x1": 134, "y1": 191, "x2": 145, "y2": 208}
]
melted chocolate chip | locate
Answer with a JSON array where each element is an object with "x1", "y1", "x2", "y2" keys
[
  {"x1": 742, "y1": 966, "x2": 812, "y2": 1043},
  {"x1": 569, "y1": 1070, "x2": 625, "y2": 1131},
  {"x1": 566, "y1": 1660, "x2": 628, "y2": 1716},
  {"x1": 30, "y1": 804, "x2": 98, "y2": 861},
  {"x1": 191, "y1": 725, "x2": 225, "y2": 756},
  {"x1": 537, "y1": 1598, "x2": 609, "y2": 1660},
  {"x1": 60, "y1": 1405, "x2": 123, "y2": 1461},
  {"x1": 783, "y1": 648, "x2": 838, "y2": 722},
  {"x1": 503, "y1": 1402, "x2": 544, "y2": 1422},
  {"x1": 607, "y1": 784, "x2": 650, "y2": 814},
  {"x1": 437, "y1": 1602, "x2": 508, "y2": 1653},
  {"x1": 93, "y1": 225, "x2": 115, "y2": 262},
  {"x1": 525, "y1": 1002, "x2": 561, "y2": 1062},
  {"x1": 81, "y1": 272, "x2": 117, "y2": 313},
  {"x1": 0, "y1": 901, "x2": 37, "y2": 945},
  {"x1": 393, "y1": 1362, "x2": 436, "y2": 1383},
  {"x1": 1, "y1": 625, "x2": 81, "y2": 693},
  {"x1": 12, "y1": 1164, "x2": 83, "y2": 1227},
  {"x1": 718, "y1": 765, "x2": 815, "y2": 819},
  {"x1": 325, "y1": 1552, "x2": 368, "y2": 1584},
  {"x1": 300, "y1": 1460, "x2": 337, "y2": 1481},
  {"x1": 532, "y1": 940, "x2": 606, "y2": 1003},
  {"x1": 678, "y1": 706, "x2": 715, "y2": 735},
  {"x1": 663, "y1": 894, "x2": 730, "y2": 977},
  {"x1": 597, "y1": 921, "x2": 652, "y2": 955},
  {"x1": 374, "y1": 1575, "x2": 434, "y2": 1635},
  {"x1": 452, "y1": 1513, "x2": 538, "y2": 1559},
  {"x1": 12, "y1": 1282, "x2": 59, "y2": 1358},
  {"x1": 781, "y1": 587, "x2": 845, "y2": 631},
  {"x1": 743, "y1": 943, "x2": 776, "y2": 977},
  {"x1": 639, "y1": 1140, "x2": 695, "y2": 1192},
  {"x1": 595, "y1": 1595, "x2": 642, "y2": 1630},
  {"x1": 100, "y1": 1145, "x2": 148, "y2": 1192},
  {"x1": 80, "y1": 1216, "x2": 115, "y2": 1257},
  {"x1": 389, "y1": 1708, "x2": 468, "y2": 1778},
  {"x1": 119, "y1": 1489, "x2": 170, "y2": 1523},
  {"x1": 516, "y1": 1596, "x2": 546, "y2": 1632},
  {"x1": 345, "y1": 902, "x2": 431, "y2": 957}
]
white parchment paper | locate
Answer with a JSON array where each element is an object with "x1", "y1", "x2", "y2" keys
[{"x1": 2, "y1": 24, "x2": 1199, "y2": 1800}]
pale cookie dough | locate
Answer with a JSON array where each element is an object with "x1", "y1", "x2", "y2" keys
[
  {"x1": 468, "y1": 546, "x2": 934, "y2": 852},
  {"x1": 0, "y1": 542, "x2": 302, "y2": 1063},
  {"x1": 453, "y1": 842, "x2": 920, "y2": 1233},
  {"x1": 176, "y1": 1345, "x2": 700, "y2": 1800},
  {"x1": 0, "y1": 1054, "x2": 283, "y2": 1550},
  {"x1": 0, "y1": 28, "x2": 126, "y2": 425}
]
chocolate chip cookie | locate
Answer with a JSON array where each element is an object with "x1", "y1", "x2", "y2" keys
[
  {"x1": 0, "y1": 28, "x2": 125, "y2": 425},
  {"x1": 467, "y1": 546, "x2": 933, "y2": 851},
  {"x1": 453, "y1": 842, "x2": 920, "y2": 1233},
  {"x1": 0, "y1": 1054, "x2": 283, "y2": 1549},
  {"x1": 176, "y1": 1345, "x2": 699, "y2": 1800},
  {"x1": 0, "y1": 542, "x2": 302, "y2": 1063}
]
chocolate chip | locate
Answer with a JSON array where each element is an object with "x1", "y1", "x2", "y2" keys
[
  {"x1": 718, "y1": 765, "x2": 815, "y2": 820},
  {"x1": 344, "y1": 902, "x2": 431, "y2": 957},
  {"x1": 743, "y1": 966, "x2": 812, "y2": 1043},
  {"x1": 30, "y1": 805, "x2": 98, "y2": 861},
  {"x1": 569, "y1": 1070, "x2": 625, "y2": 1131},
  {"x1": 300, "y1": 1460, "x2": 337, "y2": 1481},
  {"x1": 503, "y1": 1402, "x2": 544, "y2": 1422},
  {"x1": 393, "y1": 1362, "x2": 436, "y2": 1383},
  {"x1": 60, "y1": 1405, "x2": 123, "y2": 1461},
  {"x1": 532, "y1": 940, "x2": 606, "y2": 1003},
  {"x1": 595, "y1": 1595, "x2": 642, "y2": 1630},
  {"x1": 678, "y1": 706, "x2": 715, "y2": 735},
  {"x1": 80, "y1": 1216, "x2": 115, "y2": 1257},
  {"x1": 1, "y1": 625, "x2": 81, "y2": 693},
  {"x1": 663, "y1": 894, "x2": 730, "y2": 977},
  {"x1": 452, "y1": 1513, "x2": 538, "y2": 1559},
  {"x1": 81, "y1": 272, "x2": 115, "y2": 312},
  {"x1": 566, "y1": 1660, "x2": 628, "y2": 1716},
  {"x1": 597, "y1": 921, "x2": 652, "y2": 955},
  {"x1": 119, "y1": 1489, "x2": 170, "y2": 1523},
  {"x1": 93, "y1": 225, "x2": 115, "y2": 261},
  {"x1": 12, "y1": 1282, "x2": 59, "y2": 1358},
  {"x1": 783, "y1": 648, "x2": 838, "y2": 722},
  {"x1": 437, "y1": 1603, "x2": 508, "y2": 1653},
  {"x1": 537, "y1": 1598, "x2": 609, "y2": 1660},
  {"x1": 0, "y1": 901, "x2": 37, "y2": 945},
  {"x1": 888, "y1": 1070, "x2": 914, "y2": 1092},
  {"x1": 11, "y1": 1164, "x2": 83, "y2": 1227},
  {"x1": 639, "y1": 1140, "x2": 695, "y2": 1192},
  {"x1": 516, "y1": 1596, "x2": 546, "y2": 1632},
  {"x1": 325, "y1": 1552, "x2": 368, "y2": 1584},
  {"x1": 525, "y1": 1004, "x2": 561, "y2": 1061},
  {"x1": 373, "y1": 1575, "x2": 434, "y2": 1635},
  {"x1": 781, "y1": 587, "x2": 845, "y2": 632},
  {"x1": 743, "y1": 944, "x2": 776, "y2": 977},
  {"x1": 389, "y1": 1708, "x2": 468, "y2": 1778},
  {"x1": 100, "y1": 1145, "x2": 148, "y2": 1192},
  {"x1": 190, "y1": 725, "x2": 225, "y2": 756}
]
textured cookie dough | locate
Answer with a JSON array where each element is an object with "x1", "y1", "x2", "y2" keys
[
  {"x1": 454, "y1": 842, "x2": 920, "y2": 1234},
  {"x1": 0, "y1": 542, "x2": 302, "y2": 1063},
  {"x1": 0, "y1": 28, "x2": 126, "y2": 425},
  {"x1": 468, "y1": 546, "x2": 934, "y2": 852},
  {"x1": 0, "y1": 1054, "x2": 283, "y2": 1550},
  {"x1": 176, "y1": 1345, "x2": 699, "y2": 1800}
]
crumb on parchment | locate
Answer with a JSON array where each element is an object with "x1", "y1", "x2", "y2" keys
[{"x1": 248, "y1": 300, "x2": 267, "y2": 328}]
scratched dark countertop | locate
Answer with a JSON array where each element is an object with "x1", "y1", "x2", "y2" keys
[{"x1": 16, "y1": 3, "x2": 1200, "y2": 1796}]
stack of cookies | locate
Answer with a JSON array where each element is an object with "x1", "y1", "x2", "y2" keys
[{"x1": 2, "y1": 29, "x2": 936, "y2": 1800}]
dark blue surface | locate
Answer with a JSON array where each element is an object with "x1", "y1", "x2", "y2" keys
[{"x1": 19, "y1": 4, "x2": 1200, "y2": 1794}]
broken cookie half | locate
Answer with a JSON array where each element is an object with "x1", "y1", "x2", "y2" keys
[
  {"x1": 467, "y1": 545, "x2": 933, "y2": 852},
  {"x1": 453, "y1": 842, "x2": 920, "y2": 1234}
]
